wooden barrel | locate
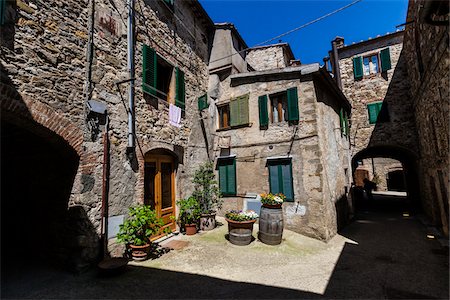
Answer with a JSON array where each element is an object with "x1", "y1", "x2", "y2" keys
[
  {"x1": 226, "y1": 219, "x2": 255, "y2": 246},
  {"x1": 258, "y1": 206, "x2": 283, "y2": 245}
]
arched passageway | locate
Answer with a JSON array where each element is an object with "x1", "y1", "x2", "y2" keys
[
  {"x1": 351, "y1": 145, "x2": 420, "y2": 213},
  {"x1": 1, "y1": 120, "x2": 79, "y2": 274}
]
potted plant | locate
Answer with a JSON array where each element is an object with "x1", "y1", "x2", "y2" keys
[
  {"x1": 260, "y1": 193, "x2": 286, "y2": 208},
  {"x1": 176, "y1": 196, "x2": 201, "y2": 235},
  {"x1": 117, "y1": 205, "x2": 166, "y2": 261},
  {"x1": 192, "y1": 162, "x2": 223, "y2": 231},
  {"x1": 225, "y1": 210, "x2": 259, "y2": 246},
  {"x1": 259, "y1": 193, "x2": 286, "y2": 245}
]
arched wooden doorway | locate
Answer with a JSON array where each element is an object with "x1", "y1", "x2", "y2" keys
[{"x1": 144, "y1": 149, "x2": 177, "y2": 238}]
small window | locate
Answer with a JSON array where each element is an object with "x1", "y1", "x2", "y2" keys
[
  {"x1": 218, "y1": 158, "x2": 236, "y2": 196},
  {"x1": 367, "y1": 102, "x2": 389, "y2": 124},
  {"x1": 363, "y1": 54, "x2": 379, "y2": 76},
  {"x1": 270, "y1": 92, "x2": 289, "y2": 123},
  {"x1": 142, "y1": 45, "x2": 185, "y2": 110},
  {"x1": 339, "y1": 108, "x2": 349, "y2": 137},
  {"x1": 268, "y1": 159, "x2": 294, "y2": 202},
  {"x1": 268, "y1": 87, "x2": 299, "y2": 124},
  {"x1": 217, "y1": 94, "x2": 249, "y2": 130},
  {"x1": 218, "y1": 104, "x2": 230, "y2": 129}
]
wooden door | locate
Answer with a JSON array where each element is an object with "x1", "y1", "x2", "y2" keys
[{"x1": 144, "y1": 155, "x2": 176, "y2": 240}]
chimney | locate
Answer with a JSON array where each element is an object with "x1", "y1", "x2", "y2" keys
[{"x1": 331, "y1": 36, "x2": 344, "y2": 90}]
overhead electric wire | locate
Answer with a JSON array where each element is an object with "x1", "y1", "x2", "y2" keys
[{"x1": 209, "y1": 0, "x2": 363, "y2": 64}]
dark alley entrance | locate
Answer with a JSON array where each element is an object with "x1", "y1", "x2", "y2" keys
[
  {"x1": 328, "y1": 193, "x2": 449, "y2": 299},
  {"x1": 1, "y1": 120, "x2": 80, "y2": 288}
]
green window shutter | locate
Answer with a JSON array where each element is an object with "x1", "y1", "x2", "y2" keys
[
  {"x1": 353, "y1": 56, "x2": 363, "y2": 80},
  {"x1": 229, "y1": 98, "x2": 239, "y2": 127},
  {"x1": 258, "y1": 95, "x2": 269, "y2": 129},
  {"x1": 380, "y1": 48, "x2": 392, "y2": 72},
  {"x1": 142, "y1": 44, "x2": 157, "y2": 96},
  {"x1": 227, "y1": 159, "x2": 236, "y2": 195},
  {"x1": 344, "y1": 111, "x2": 349, "y2": 136},
  {"x1": 219, "y1": 164, "x2": 227, "y2": 195},
  {"x1": 175, "y1": 67, "x2": 185, "y2": 111},
  {"x1": 198, "y1": 93, "x2": 208, "y2": 111},
  {"x1": 218, "y1": 159, "x2": 236, "y2": 196},
  {"x1": 287, "y1": 87, "x2": 299, "y2": 122},
  {"x1": 268, "y1": 164, "x2": 280, "y2": 194},
  {"x1": 163, "y1": 0, "x2": 174, "y2": 10},
  {"x1": 281, "y1": 163, "x2": 294, "y2": 201},
  {"x1": 238, "y1": 94, "x2": 249, "y2": 125},
  {"x1": 367, "y1": 103, "x2": 380, "y2": 124},
  {"x1": 339, "y1": 108, "x2": 345, "y2": 136}
]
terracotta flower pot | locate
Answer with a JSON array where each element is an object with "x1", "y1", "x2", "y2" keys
[
  {"x1": 129, "y1": 243, "x2": 150, "y2": 261},
  {"x1": 185, "y1": 224, "x2": 197, "y2": 235},
  {"x1": 262, "y1": 203, "x2": 282, "y2": 209}
]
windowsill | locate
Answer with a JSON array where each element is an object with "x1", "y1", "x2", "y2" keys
[{"x1": 216, "y1": 123, "x2": 251, "y2": 132}]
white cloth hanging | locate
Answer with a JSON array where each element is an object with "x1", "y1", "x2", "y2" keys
[{"x1": 169, "y1": 103, "x2": 181, "y2": 128}]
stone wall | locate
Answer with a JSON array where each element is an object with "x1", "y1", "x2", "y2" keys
[
  {"x1": 246, "y1": 45, "x2": 290, "y2": 71},
  {"x1": 402, "y1": 0, "x2": 449, "y2": 235},
  {"x1": 358, "y1": 158, "x2": 404, "y2": 191},
  {"x1": 202, "y1": 65, "x2": 351, "y2": 240},
  {"x1": 1, "y1": 0, "x2": 213, "y2": 269},
  {"x1": 337, "y1": 34, "x2": 418, "y2": 157}
]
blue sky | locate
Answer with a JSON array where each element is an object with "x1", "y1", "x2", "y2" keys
[{"x1": 199, "y1": 0, "x2": 409, "y2": 64}]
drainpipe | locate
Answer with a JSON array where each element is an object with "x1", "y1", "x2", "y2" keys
[
  {"x1": 331, "y1": 37, "x2": 344, "y2": 90},
  {"x1": 127, "y1": 0, "x2": 135, "y2": 153},
  {"x1": 101, "y1": 116, "x2": 110, "y2": 258}
]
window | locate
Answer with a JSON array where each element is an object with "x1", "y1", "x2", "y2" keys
[
  {"x1": 260, "y1": 87, "x2": 299, "y2": 127},
  {"x1": 142, "y1": 44, "x2": 185, "y2": 110},
  {"x1": 363, "y1": 54, "x2": 379, "y2": 76},
  {"x1": 162, "y1": 0, "x2": 174, "y2": 10},
  {"x1": 268, "y1": 159, "x2": 294, "y2": 202},
  {"x1": 218, "y1": 158, "x2": 236, "y2": 196},
  {"x1": 198, "y1": 93, "x2": 208, "y2": 111},
  {"x1": 353, "y1": 48, "x2": 392, "y2": 80},
  {"x1": 339, "y1": 108, "x2": 349, "y2": 137},
  {"x1": 270, "y1": 92, "x2": 289, "y2": 123},
  {"x1": 367, "y1": 102, "x2": 389, "y2": 124},
  {"x1": 218, "y1": 104, "x2": 230, "y2": 129},
  {"x1": 217, "y1": 94, "x2": 249, "y2": 130}
]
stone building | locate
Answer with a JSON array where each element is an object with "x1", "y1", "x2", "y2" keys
[
  {"x1": 1, "y1": 0, "x2": 214, "y2": 271},
  {"x1": 402, "y1": 0, "x2": 449, "y2": 236},
  {"x1": 328, "y1": 0, "x2": 449, "y2": 236},
  {"x1": 199, "y1": 25, "x2": 352, "y2": 241},
  {"x1": 327, "y1": 31, "x2": 420, "y2": 203}
]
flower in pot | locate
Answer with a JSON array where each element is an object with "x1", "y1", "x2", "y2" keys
[
  {"x1": 192, "y1": 162, "x2": 223, "y2": 231},
  {"x1": 225, "y1": 210, "x2": 259, "y2": 246},
  {"x1": 176, "y1": 196, "x2": 201, "y2": 235},
  {"x1": 117, "y1": 205, "x2": 165, "y2": 261},
  {"x1": 260, "y1": 193, "x2": 286, "y2": 208}
]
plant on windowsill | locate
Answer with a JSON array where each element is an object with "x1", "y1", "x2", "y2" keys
[
  {"x1": 225, "y1": 210, "x2": 259, "y2": 246},
  {"x1": 260, "y1": 193, "x2": 286, "y2": 208},
  {"x1": 117, "y1": 205, "x2": 167, "y2": 261},
  {"x1": 192, "y1": 162, "x2": 223, "y2": 231},
  {"x1": 176, "y1": 196, "x2": 201, "y2": 235}
]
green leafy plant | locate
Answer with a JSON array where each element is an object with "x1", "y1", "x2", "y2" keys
[
  {"x1": 192, "y1": 162, "x2": 223, "y2": 214},
  {"x1": 117, "y1": 205, "x2": 165, "y2": 246},
  {"x1": 177, "y1": 196, "x2": 201, "y2": 225},
  {"x1": 260, "y1": 193, "x2": 286, "y2": 205},
  {"x1": 225, "y1": 210, "x2": 258, "y2": 222}
]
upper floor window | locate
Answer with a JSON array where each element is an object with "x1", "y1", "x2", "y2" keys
[
  {"x1": 142, "y1": 44, "x2": 185, "y2": 111},
  {"x1": 218, "y1": 103, "x2": 230, "y2": 129},
  {"x1": 216, "y1": 94, "x2": 249, "y2": 130},
  {"x1": 353, "y1": 47, "x2": 391, "y2": 80},
  {"x1": 363, "y1": 54, "x2": 379, "y2": 76},
  {"x1": 258, "y1": 87, "x2": 299, "y2": 129}
]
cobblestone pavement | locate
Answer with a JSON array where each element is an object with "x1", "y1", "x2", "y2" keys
[{"x1": 2, "y1": 195, "x2": 448, "y2": 299}]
